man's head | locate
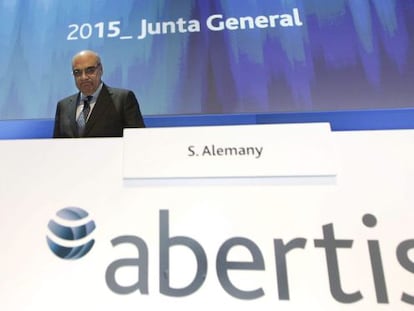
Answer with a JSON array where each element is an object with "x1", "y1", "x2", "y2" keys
[{"x1": 72, "y1": 50, "x2": 103, "y2": 95}]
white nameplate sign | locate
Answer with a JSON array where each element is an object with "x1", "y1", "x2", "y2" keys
[{"x1": 123, "y1": 123, "x2": 337, "y2": 180}]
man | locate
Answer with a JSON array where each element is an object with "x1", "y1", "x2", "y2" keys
[{"x1": 53, "y1": 50, "x2": 145, "y2": 138}]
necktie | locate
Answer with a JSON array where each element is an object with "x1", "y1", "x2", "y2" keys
[{"x1": 77, "y1": 96, "x2": 92, "y2": 136}]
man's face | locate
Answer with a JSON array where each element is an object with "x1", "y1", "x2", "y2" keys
[{"x1": 72, "y1": 53, "x2": 102, "y2": 95}]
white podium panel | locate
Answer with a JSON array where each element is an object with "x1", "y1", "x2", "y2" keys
[{"x1": 0, "y1": 125, "x2": 414, "y2": 311}]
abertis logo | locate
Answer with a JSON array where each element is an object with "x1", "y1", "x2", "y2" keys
[{"x1": 46, "y1": 207, "x2": 96, "y2": 260}]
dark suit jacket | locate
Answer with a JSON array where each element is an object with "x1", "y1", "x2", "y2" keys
[{"x1": 53, "y1": 84, "x2": 145, "y2": 138}]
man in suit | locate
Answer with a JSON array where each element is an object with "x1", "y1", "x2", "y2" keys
[{"x1": 53, "y1": 50, "x2": 145, "y2": 138}]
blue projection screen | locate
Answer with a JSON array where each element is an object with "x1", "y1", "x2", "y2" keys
[{"x1": 0, "y1": 0, "x2": 413, "y2": 122}]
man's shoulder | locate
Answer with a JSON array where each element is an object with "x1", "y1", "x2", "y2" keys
[
  {"x1": 58, "y1": 93, "x2": 78, "y2": 105},
  {"x1": 104, "y1": 85, "x2": 133, "y2": 95}
]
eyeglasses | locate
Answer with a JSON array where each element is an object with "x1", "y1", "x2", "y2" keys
[{"x1": 72, "y1": 63, "x2": 101, "y2": 77}]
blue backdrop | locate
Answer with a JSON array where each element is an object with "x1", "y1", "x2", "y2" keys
[
  {"x1": 0, "y1": 0, "x2": 414, "y2": 137},
  {"x1": 1, "y1": 0, "x2": 413, "y2": 118}
]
